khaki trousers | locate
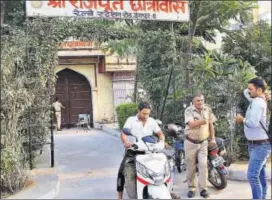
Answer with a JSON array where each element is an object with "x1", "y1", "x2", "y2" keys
[
  {"x1": 184, "y1": 139, "x2": 208, "y2": 192},
  {"x1": 55, "y1": 112, "x2": 61, "y2": 130}
]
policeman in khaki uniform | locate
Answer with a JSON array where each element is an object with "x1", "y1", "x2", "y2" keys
[
  {"x1": 184, "y1": 93, "x2": 216, "y2": 198},
  {"x1": 53, "y1": 97, "x2": 65, "y2": 131}
]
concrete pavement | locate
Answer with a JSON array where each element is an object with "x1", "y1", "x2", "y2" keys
[
  {"x1": 173, "y1": 171, "x2": 271, "y2": 199},
  {"x1": 6, "y1": 168, "x2": 60, "y2": 199},
  {"x1": 54, "y1": 128, "x2": 127, "y2": 199}
]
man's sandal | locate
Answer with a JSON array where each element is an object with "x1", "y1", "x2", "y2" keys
[{"x1": 171, "y1": 193, "x2": 181, "y2": 199}]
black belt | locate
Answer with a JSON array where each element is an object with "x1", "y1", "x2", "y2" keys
[
  {"x1": 247, "y1": 139, "x2": 270, "y2": 145},
  {"x1": 186, "y1": 136, "x2": 207, "y2": 144}
]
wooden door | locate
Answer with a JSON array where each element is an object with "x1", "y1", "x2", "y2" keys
[{"x1": 55, "y1": 68, "x2": 93, "y2": 128}]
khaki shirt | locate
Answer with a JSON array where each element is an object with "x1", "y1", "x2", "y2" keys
[
  {"x1": 53, "y1": 101, "x2": 63, "y2": 112},
  {"x1": 184, "y1": 104, "x2": 216, "y2": 141}
]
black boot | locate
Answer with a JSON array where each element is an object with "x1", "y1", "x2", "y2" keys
[
  {"x1": 200, "y1": 189, "x2": 209, "y2": 198},
  {"x1": 187, "y1": 191, "x2": 195, "y2": 198}
]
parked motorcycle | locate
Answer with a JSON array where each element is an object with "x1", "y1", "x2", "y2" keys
[
  {"x1": 164, "y1": 123, "x2": 186, "y2": 173},
  {"x1": 206, "y1": 137, "x2": 231, "y2": 189},
  {"x1": 122, "y1": 128, "x2": 173, "y2": 199},
  {"x1": 164, "y1": 123, "x2": 232, "y2": 190}
]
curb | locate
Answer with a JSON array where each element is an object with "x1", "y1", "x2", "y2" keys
[
  {"x1": 227, "y1": 165, "x2": 271, "y2": 182},
  {"x1": 7, "y1": 171, "x2": 60, "y2": 199},
  {"x1": 98, "y1": 123, "x2": 121, "y2": 138},
  {"x1": 227, "y1": 167, "x2": 248, "y2": 181}
]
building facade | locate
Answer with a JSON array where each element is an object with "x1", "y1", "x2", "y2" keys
[
  {"x1": 253, "y1": 1, "x2": 271, "y2": 23},
  {"x1": 55, "y1": 40, "x2": 136, "y2": 128}
]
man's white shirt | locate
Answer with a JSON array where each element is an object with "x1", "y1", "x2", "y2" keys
[{"x1": 123, "y1": 115, "x2": 161, "y2": 140}]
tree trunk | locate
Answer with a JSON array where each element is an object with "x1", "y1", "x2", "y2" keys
[
  {"x1": 160, "y1": 65, "x2": 174, "y2": 121},
  {"x1": 1, "y1": 0, "x2": 6, "y2": 26},
  {"x1": 185, "y1": 0, "x2": 202, "y2": 86},
  {"x1": 133, "y1": 55, "x2": 139, "y2": 103}
]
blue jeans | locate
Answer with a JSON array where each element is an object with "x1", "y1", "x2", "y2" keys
[{"x1": 247, "y1": 142, "x2": 271, "y2": 199}]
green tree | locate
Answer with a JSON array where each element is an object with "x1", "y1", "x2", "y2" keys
[
  {"x1": 1, "y1": 0, "x2": 25, "y2": 27},
  {"x1": 137, "y1": 30, "x2": 178, "y2": 120},
  {"x1": 190, "y1": 51, "x2": 256, "y2": 159},
  {"x1": 222, "y1": 21, "x2": 272, "y2": 85},
  {"x1": 136, "y1": 0, "x2": 256, "y2": 123}
]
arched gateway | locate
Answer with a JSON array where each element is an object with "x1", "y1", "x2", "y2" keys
[{"x1": 55, "y1": 68, "x2": 93, "y2": 128}]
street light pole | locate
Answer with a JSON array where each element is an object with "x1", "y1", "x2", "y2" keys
[
  {"x1": 50, "y1": 104, "x2": 54, "y2": 168},
  {"x1": 49, "y1": 70, "x2": 55, "y2": 168}
]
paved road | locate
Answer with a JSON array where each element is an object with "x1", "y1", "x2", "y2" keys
[
  {"x1": 54, "y1": 129, "x2": 125, "y2": 199},
  {"x1": 54, "y1": 129, "x2": 271, "y2": 199}
]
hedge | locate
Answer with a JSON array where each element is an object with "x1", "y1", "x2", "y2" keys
[{"x1": 116, "y1": 103, "x2": 138, "y2": 129}]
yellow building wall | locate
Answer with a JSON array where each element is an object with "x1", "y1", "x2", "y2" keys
[
  {"x1": 55, "y1": 65, "x2": 114, "y2": 124},
  {"x1": 105, "y1": 54, "x2": 136, "y2": 72},
  {"x1": 253, "y1": 1, "x2": 271, "y2": 23},
  {"x1": 253, "y1": 7, "x2": 259, "y2": 23}
]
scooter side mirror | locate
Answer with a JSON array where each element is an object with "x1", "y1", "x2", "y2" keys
[{"x1": 155, "y1": 119, "x2": 162, "y2": 125}]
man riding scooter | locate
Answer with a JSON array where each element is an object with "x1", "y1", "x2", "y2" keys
[{"x1": 116, "y1": 102, "x2": 180, "y2": 199}]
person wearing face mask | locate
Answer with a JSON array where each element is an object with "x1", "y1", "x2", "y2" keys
[
  {"x1": 184, "y1": 93, "x2": 216, "y2": 198},
  {"x1": 235, "y1": 77, "x2": 271, "y2": 199}
]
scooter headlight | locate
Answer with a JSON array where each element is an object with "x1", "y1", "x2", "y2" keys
[
  {"x1": 136, "y1": 161, "x2": 149, "y2": 178},
  {"x1": 136, "y1": 161, "x2": 167, "y2": 185}
]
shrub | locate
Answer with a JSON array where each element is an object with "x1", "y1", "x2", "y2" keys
[
  {"x1": 1, "y1": 20, "x2": 57, "y2": 196},
  {"x1": 116, "y1": 103, "x2": 138, "y2": 129}
]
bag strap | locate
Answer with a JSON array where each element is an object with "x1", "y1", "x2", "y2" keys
[
  {"x1": 258, "y1": 97, "x2": 271, "y2": 139},
  {"x1": 260, "y1": 121, "x2": 272, "y2": 144},
  {"x1": 260, "y1": 121, "x2": 268, "y2": 134}
]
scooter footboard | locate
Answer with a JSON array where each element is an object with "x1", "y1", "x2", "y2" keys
[{"x1": 147, "y1": 184, "x2": 171, "y2": 199}]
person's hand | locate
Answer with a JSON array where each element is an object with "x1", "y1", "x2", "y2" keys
[
  {"x1": 235, "y1": 114, "x2": 244, "y2": 124},
  {"x1": 123, "y1": 141, "x2": 131, "y2": 149},
  {"x1": 264, "y1": 91, "x2": 271, "y2": 102},
  {"x1": 201, "y1": 119, "x2": 208, "y2": 125},
  {"x1": 210, "y1": 138, "x2": 216, "y2": 145},
  {"x1": 164, "y1": 142, "x2": 170, "y2": 149},
  {"x1": 208, "y1": 118, "x2": 213, "y2": 124},
  {"x1": 203, "y1": 118, "x2": 212, "y2": 125}
]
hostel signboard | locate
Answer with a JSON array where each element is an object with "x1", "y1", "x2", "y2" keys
[{"x1": 26, "y1": 0, "x2": 190, "y2": 22}]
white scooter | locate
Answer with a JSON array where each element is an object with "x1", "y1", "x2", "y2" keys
[{"x1": 122, "y1": 128, "x2": 174, "y2": 199}]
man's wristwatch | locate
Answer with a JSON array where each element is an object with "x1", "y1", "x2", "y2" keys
[{"x1": 243, "y1": 118, "x2": 246, "y2": 124}]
